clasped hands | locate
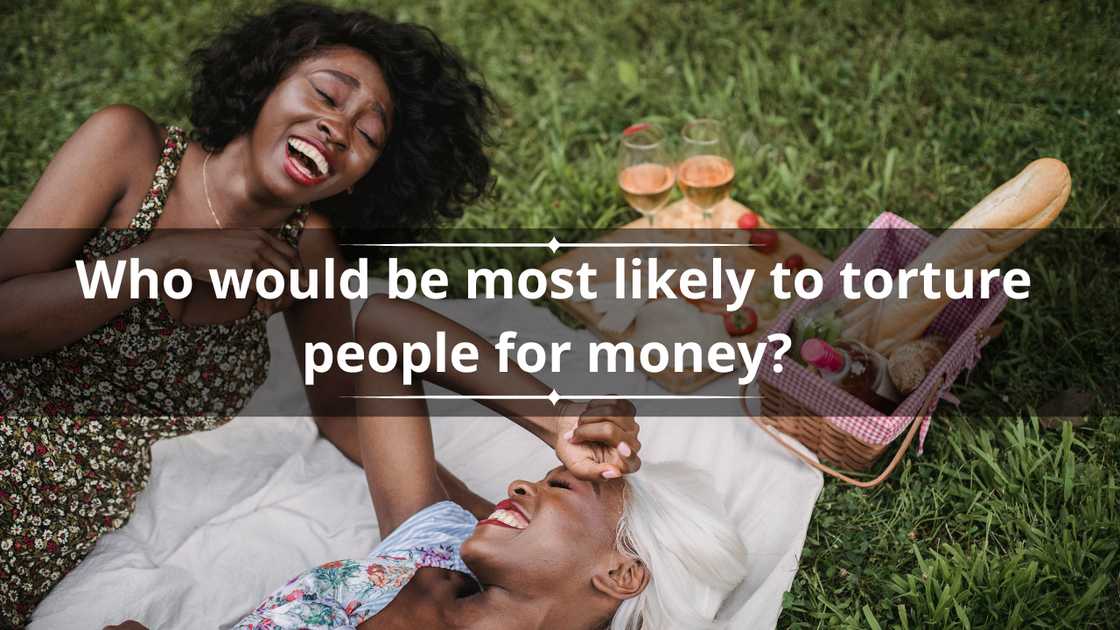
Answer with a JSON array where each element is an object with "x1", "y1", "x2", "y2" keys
[{"x1": 553, "y1": 398, "x2": 641, "y2": 481}]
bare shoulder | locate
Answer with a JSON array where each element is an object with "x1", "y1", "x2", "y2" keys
[
  {"x1": 6, "y1": 104, "x2": 167, "y2": 232},
  {"x1": 80, "y1": 104, "x2": 164, "y2": 161},
  {"x1": 74, "y1": 105, "x2": 165, "y2": 211}
]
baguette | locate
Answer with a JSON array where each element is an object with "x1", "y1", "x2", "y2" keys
[{"x1": 841, "y1": 158, "x2": 1070, "y2": 354}]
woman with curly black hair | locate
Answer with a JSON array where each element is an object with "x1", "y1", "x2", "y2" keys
[
  {"x1": 186, "y1": 2, "x2": 496, "y2": 251},
  {"x1": 0, "y1": 3, "x2": 546, "y2": 624}
]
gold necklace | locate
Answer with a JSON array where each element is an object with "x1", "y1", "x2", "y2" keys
[{"x1": 202, "y1": 151, "x2": 224, "y2": 229}]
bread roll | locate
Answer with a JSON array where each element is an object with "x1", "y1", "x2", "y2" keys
[
  {"x1": 888, "y1": 336, "x2": 948, "y2": 394},
  {"x1": 841, "y1": 158, "x2": 1070, "y2": 353}
]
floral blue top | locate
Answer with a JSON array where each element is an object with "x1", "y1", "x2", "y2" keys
[{"x1": 232, "y1": 501, "x2": 478, "y2": 629}]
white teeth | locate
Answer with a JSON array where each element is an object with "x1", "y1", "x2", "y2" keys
[
  {"x1": 290, "y1": 154, "x2": 314, "y2": 179},
  {"x1": 486, "y1": 508, "x2": 528, "y2": 529},
  {"x1": 287, "y1": 138, "x2": 329, "y2": 176}
]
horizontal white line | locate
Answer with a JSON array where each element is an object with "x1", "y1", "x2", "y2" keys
[
  {"x1": 343, "y1": 394, "x2": 760, "y2": 400},
  {"x1": 342, "y1": 394, "x2": 547, "y2": 400},
  {"x1": 339, "y1": 242, "x2": 756, "y2": 249},
  {"x1": 554, "y1": 394, "x2": 756, "y2": 400},
  {"x1": 571, "y1": 243, "x2": 755, "y2": 248},
  {"x1": 341, "y1": 243, "x2": 544, "y2": 248}
]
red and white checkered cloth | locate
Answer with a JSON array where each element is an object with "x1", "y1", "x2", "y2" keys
[{"x1": 759, "y1": 212, "x2": 1009, "y2": 451}]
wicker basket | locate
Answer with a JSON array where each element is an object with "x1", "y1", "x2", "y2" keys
[{"x1": 747, "y1": 212, "x2": 1008, "y2": 487}]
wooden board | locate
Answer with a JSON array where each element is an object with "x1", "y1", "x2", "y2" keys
[{"x1": 539, "y1": 197, "x2": 832, "y2": 393}]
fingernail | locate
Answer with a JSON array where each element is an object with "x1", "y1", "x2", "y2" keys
[
  {"x1": 618, "y1": 442, "x2": 632, "y2": 458},
  {"x1": 563, "y1": 430, "x2": 574, "y2": 442},
  {"x1": 601, "y1": 469, "x2": 621, "y2": 479}
]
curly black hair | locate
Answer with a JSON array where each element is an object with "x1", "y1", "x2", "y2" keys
[{"x1": 188, "y1": 2, "x2": 496, "y2": 258}]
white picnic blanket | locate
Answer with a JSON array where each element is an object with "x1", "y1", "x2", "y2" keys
[{"x1": 30, "y1": 289, "x2": 821, "y2": 629}]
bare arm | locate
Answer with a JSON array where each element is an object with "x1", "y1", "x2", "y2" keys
[
  {"x1": 0, "y1": 106, "x2": 299, "y2": 359},
  {"x1": 352, "y1": 295, "x2": 641, "y2": 536},
  {"x1": 283, "y1": 218, "x2": 494, "y2": 519},
  {"x1": 311, "y1": 414, "x2": 495, "y2": 520},
  {"x1": 352, "y1": 294, "x2": 565, "y2": 536},
  {"x1": 357, "y1": 294, "x2": 564, "y2": 440},
  {"x1": 0, "y1": 106, "x2": 171, "y2": 359},
  {"x1": 354, "y1": 364, "x2": 447, "y2": 539}
]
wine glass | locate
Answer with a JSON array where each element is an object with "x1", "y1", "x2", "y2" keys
[
  {"x1": 677, "y1": 119, "x2": 734, "y2": 226},
  {"x1": 618, "y1": 122, "x2": 675, "y2": 227}
]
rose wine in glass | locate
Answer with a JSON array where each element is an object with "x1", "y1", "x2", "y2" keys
[
  {"x1": 620, "y1": 163, "x2": 675, "y2": 215},
  {"x1": 678, "y1": 119, "x2": 734, "y2": 225},
  {"x1": 618, "y1": 123, "x2": 675, "y2": 227}
]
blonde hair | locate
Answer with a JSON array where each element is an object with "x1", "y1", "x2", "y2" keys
[{"x1": 610, "y1": 462, "x2": 749, "y2": 630}]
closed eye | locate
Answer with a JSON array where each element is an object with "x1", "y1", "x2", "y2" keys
[
  {"x1": 314, "y1": 87, "x2": 337, "y2": 107},
  {"x1": 548, "y1": 479, "x2": 571, "y2": 490},
  {"x1": 358, "y1": 129, "x2": 379, "y2": 149}
]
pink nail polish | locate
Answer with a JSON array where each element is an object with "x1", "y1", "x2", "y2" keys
[
  {"x1": 563, "y1": 430, "x2": 574, "y2": 442},
  {"x1": 618, "y1": 442, "x2": 632, "y2": 457},
  {"x1": 602, "y1": 469, "x2": 620, "y2": 479}
]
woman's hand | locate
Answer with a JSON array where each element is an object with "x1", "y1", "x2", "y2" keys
[
  {"x1": 146, "y1": 228, "x2": 305, "y2": 316},
  {"x1": 554, "y1": 399, "x2": 641, "y2": 480}
]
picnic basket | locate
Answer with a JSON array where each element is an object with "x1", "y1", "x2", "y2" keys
[{"x1": 747, "y1": 212, "x2": 1007, "y2": 487}]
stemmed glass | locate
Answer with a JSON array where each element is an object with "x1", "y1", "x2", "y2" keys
[
  {"x1": 617, "y1": 123, "x2": 675, "y2": 227},
  {"x1": 677, "y1": 119, "x2": 734, "y2": 227}
]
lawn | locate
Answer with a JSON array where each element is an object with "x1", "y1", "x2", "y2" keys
[{"x1": 2, "y1": 0, "x2": 1118, "y2": 627}]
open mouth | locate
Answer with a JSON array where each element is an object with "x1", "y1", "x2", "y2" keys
[
  {"x1": 479, "y1": 499, "x2": 530, "y2": 530},
  {"x1": 285, "y1": 136, "x2": 330, "y2": 182}
]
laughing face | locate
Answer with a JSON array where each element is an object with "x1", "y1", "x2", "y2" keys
[
  {"x1": 247, "y1": 46, "x2": 393, "y2": 206},
  {"x1": 461, "y1": 466, "x2": 631, "y2": 606}
]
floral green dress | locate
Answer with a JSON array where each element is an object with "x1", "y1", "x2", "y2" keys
[{"x1": 0, "y1": 126, "x2": 308, "y2": 627}]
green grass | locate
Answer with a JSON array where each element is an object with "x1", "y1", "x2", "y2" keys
[{"x1": 2, "y1": 0, "x2": 1118, "y2": 627}]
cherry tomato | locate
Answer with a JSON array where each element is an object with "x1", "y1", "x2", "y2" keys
[
  {"x1": 723, "y1": 307, "x2": 758, "y2": 336},
  {"x1": 784, "y1": 253, "x2": 805, "y2": 272},
  {"x1": 623, "y1": 122, "x2": 651, "y2": 136},
  {"x1": 750, "y1": 229, "x2": 779, "y2": 254},
  {"x1": 737, "y1": 211, "x2": 760, "y2": 230}
]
